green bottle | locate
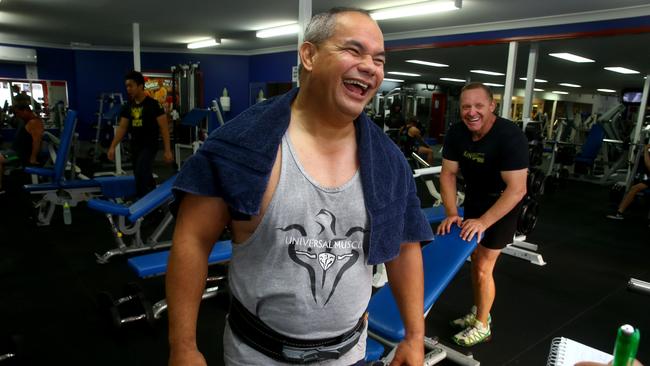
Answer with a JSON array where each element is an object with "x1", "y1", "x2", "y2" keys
[{"x1": 612, "y1": 324, "x2": 640, "y2": 366}]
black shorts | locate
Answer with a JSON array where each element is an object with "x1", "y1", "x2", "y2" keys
[{"x1": 464, "y1": 197, "x2": 523, "y2": 250}]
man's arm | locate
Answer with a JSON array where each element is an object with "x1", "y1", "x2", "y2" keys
[
  {"x1": 25, "y1": 118, "x2": 44, "y2": 164},
  {"x1": 157, "y1": 114, "x2": 173, "y2": 163},
  {"x1": 644, "y1": 143, "x2": 650, "y2": 172},
  {"x1": 437, "y1": 158, "x2": 463, "y2": 234},
  {"x1": 385, "y1": 242, "x2": 425, "y2": 366},
  {"x1": 167, "y1": 193, "x2": 230, "y2": 366},
  {"x1": 460, "y1": 168, "x2": 527, "y2": 242},
  {"x1": 107, "y1": 117, "x2": 130, "y2": 161}
]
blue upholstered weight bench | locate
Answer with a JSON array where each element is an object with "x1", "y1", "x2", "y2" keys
[
  {"x1": 126, "y1": 240, "x2": 233, "y2": 319},
  {"x1": 23, "y1": 109, "x2": 138, "y2": 226},
  {"x1": 422, "y1": 206, "x2": 464, "y2": 224},
  {"x1": 87, "y1": 175, "x2": 176, "y2": 263},
  {"x1": 365, "y1": 225, "x2": 480, "y2": 365},
  {"x1": 127, "y1": 240, "x2": 233, "y2": 278}
]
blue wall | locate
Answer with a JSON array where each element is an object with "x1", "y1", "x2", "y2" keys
[
  {"x1": 36, "y1": 47, "x2": 78, "y2": 110},
  {"x1": 249, "y1": 51, "x2": 296, "y2": 83},
  {"x1": 72, "y1": 50, "x2": 133, "y2": 137},
  {"x1": 142, "y1": 52, "x2": 249, "y2": 120},
  {"x1": 0, "y1": 63, "x2": 26, "y2": 79}
]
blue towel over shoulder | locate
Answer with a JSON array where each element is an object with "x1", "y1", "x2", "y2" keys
[{"x1": 172, "y1": 88, "x2": 433, "y2": 264}]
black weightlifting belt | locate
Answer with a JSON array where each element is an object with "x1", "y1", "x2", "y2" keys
[{"x1": 228, "y1": 295, "x2": 366, "y2": 364}]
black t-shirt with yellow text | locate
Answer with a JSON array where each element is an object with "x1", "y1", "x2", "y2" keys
[
  {"x1": 119, "y1": 96, "x2": 165, "y2": 150},
  {"x1": 443, "y1": 117, "x2": 529, "y2": 203}
]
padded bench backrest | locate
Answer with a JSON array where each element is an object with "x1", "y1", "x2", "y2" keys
[
  {"x1": 577, "y1": 123, "x2": 605, "y2": 161},
  {"x1": 181, "y1": 108, "x2": 210, "y2": 127},
  {"x1": 127, "y1": 174, "x2": 177, "y2": 222},
  {"x1": 53, "y1": 110, "x2": 78, "y2": 183},
  {"x1": 422, "y1": 206, "x2": 464, "y2": 224},
  {"x1": 367, "y1": 225, "x2": 477, "y2": 342}
]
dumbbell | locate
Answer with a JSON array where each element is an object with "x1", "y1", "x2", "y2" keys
[{"x1": 97, "y1": 282, "x2": 154, "y2": 330}]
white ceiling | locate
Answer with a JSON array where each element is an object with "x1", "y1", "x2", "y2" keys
[{"x1": 1, "y1": 0, "x2": 649, "y2": 94}]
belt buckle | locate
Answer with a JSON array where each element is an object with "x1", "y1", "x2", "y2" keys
[{"x1": 282, "y1": 347, "x2": 340, "y2": 363}]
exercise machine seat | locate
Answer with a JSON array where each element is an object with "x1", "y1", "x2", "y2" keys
[
  {"x1": 127, "y1": 240, "x2": 233, "y2": 278},
  {"x1": 575, "y1": 123, "x2": 605, "y2": 165},
  {"x1": 87, "y1": 175, "x2": 175, "y2": 222},
  {"x1": 367, "y1": 225, "x2": 477, "y2": 343}
]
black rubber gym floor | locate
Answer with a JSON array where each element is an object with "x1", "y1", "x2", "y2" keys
[{"x1": 0, "y1": 172, "x2": 648, "y2": 365}]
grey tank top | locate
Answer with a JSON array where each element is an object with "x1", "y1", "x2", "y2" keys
[{"x1": 224, "y1": 133, "x2": 372, "y2": 365}]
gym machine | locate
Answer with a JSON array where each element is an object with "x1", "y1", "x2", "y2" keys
[
  {"x1": 502, "y1": 121, "x2": 547, "y2": 266},
  {"x1": 91, "y1": 93, "x2": 127, "y2": 177}
]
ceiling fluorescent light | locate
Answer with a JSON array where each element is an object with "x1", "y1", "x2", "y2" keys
[
  {"x1": 549, "y1": 53, "x2": 594, "y2": 63},
  {"x1": 388, "y1": 71, "x2": 421, "y2": 77},
  {"x1": 483, "y1": 83, "x2": 504, "y2": 87},
  {"x1": 597, "y1": 88, "x2": 616, "y2": 93},
  {"x1": 519, "y1": 77, "x2": 547, "y2": 83},
  {"x1": 406, "y1": 60, "x2": 449, "y2": 67},
  {"x1": 440, "y1": 77, "x2": 466, "y2": 83},
  {"x1": 604, "y1": 67, "x2": 639, "y2": 74},
  {"x1": 383, "y1": 78, "x2": 405, "y2": 83},
  {"x1": 559, "y1": 83, "x2": 581, "y2": 88},
  {"x1": 256, "y1": 24, "x2": 300, "y2": 38},
  {"x1": 534, "y1": 88, "x2": 544, "y2": 92},
  {"x1": 187, "y1": 38, "x2": 220, "y2": 49},
  {"x1": 552, "y1": 91, "x2": 569, "y2": 95},
  {"x1": 470, "y1": 69, "x2": 504, "y2": 76},
  {"x1": 370, "y1": 0, "x2": 461, "y2": 21}
]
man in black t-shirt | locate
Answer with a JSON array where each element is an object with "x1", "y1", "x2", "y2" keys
[
  {"x1": 108, "y1": 70, "x2": 172, "y2": 198},
  {"x1": 437, "y1": 82, "x2": 529, "y2": 347}
]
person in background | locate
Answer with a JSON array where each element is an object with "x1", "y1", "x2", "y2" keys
[
  {"x1": 107, "y1": 70, "x2": 173, "y2": 198},
  {"x1": 437, "y1": 82, "x2": 529, "y2": 347},
  {"x1": 607, "y1": 142, "x2": 650, "y2": 221},
  {"x1": 398, "y1": 116, "x2": 435, "y2": 165},
  {"x1": 0, "y1": 94, "x2": 45, "y2": 193}
]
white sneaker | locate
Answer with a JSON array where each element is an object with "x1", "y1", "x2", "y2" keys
[
  {"x1": 452, "y1": 320, "x2": 492, "y2": 347},
  {"x1": 450, "y1": 306, "x2": 491, "y2": 329}
]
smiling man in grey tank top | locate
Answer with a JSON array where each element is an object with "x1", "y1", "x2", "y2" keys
[{"x1": 166, "y1": 7, "x2": 433, "y2": 366}]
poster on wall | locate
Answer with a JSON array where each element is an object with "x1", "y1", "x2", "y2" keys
[{"x1": 142, "y1": 72, "x2": 174, "y2": 113}]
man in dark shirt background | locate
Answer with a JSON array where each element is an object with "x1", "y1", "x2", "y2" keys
[
  {"x1": 108, "y1": 70, "x2": 173, "y2": 198},
  {"x1": 437, "y1": 82, "x2": 529, "y2": 347}
]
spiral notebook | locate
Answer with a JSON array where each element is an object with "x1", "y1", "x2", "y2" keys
[{"x1": 546, "y1": 337, "x2": 613, "y2": 366}]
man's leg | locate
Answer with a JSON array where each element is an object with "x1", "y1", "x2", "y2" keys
[
  {"x1": 453, "y1": 245, "x2": 500, "y2": 346},
  {"x1": 132, "y1": 147, "x2": 157, "y2": 198},
  {"x1": 471, "y1": 245, "x2": 501, "y2": 327},
  {"x1": 617, "y1": 183, "x2": 648, "y2": 214}
]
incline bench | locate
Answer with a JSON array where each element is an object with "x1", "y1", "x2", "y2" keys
[
  {"x1": 87, "y1": 174, "x2": 177, "y2": 263},
  {"x1": 23, "y1": 110, "x2": 136, "y2": 226},
  {"x1": 126, "y1": 240, "x2": 233, "y2": 319}
]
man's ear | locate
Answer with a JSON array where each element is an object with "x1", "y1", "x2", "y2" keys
[{"x1": 299, "y1": 42, "x2": 317, "y2": 72}]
